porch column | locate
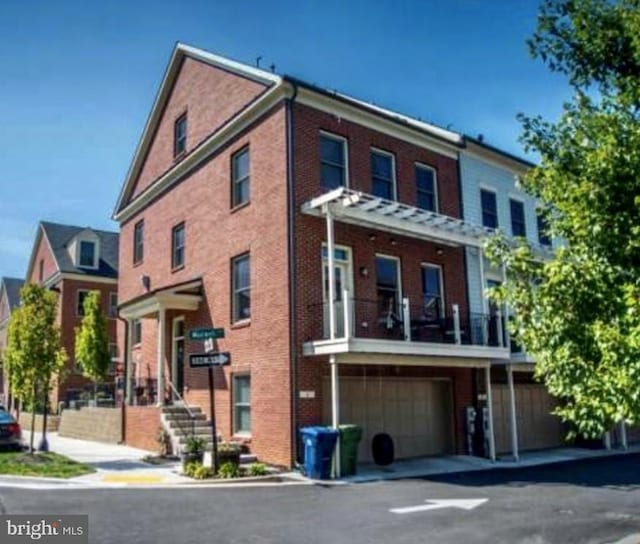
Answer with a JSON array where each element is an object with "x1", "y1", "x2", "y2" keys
[
  {"x1": 620, "y1": 420, "x2": 628, "y2": 451},
  {"x1": 478, "y1": 248, "x2": 488, "y2": 344},
  {"x1": 157, "y1": 306, "x2": 166, "y2": 406},
  {"x1": 330, "y1": 354, "x2": 341, "y2": 477},
  {"x1": 507, "y1": 365, "x2": 519, "y2": 462},
  {"x1": 125, "y1": 319, "x2": 134, "y2": 405},
  {"x1": 501, "y1": 263, "x2": 511, "y2": 349},
  {"x1": 325, "y1": 204, "x2": 337, "y2": 340},
  {"x1": 485, "y1": 366, "x2": 496, "y2": 462}
]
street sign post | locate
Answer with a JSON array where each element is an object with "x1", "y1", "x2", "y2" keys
[
  {"x1": 189, "y1": 328, "x2": 225, "y2": 341},
  {"x1": 188, "y1": 351, "x2": 230, "y2": 474}
]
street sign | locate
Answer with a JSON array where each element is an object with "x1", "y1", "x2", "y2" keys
[
  {"x1": 189, "y1": 328, "x2": 225, "y2": 341},
  {"x1": 204, "y1": 338, "x2": 214, "y2": 353},
  {"x1": 189, "y1": 352, "x2": 231, "y2": 368}
]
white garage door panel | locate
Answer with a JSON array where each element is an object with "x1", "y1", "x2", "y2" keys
[
  {"x1": 323, "y1": 377, "x2": 454, "y2": 463},
  {"x1": 493, "y1": 384, "x2": 564, "y2": 455}
]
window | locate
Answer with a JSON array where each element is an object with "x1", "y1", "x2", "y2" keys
[
  {"x1": 510, "y1": 199, "x2": 526, "y2": 237},
  {"x1": 133, "y1": 220, "x2": 144, "y2": 264},
  {"x1": 320, "y1": 133, "x2": 347, "y2": 190},
  {"x1": 376, "y1": 255, "x2": 401, "y2": 321},
  {"x1": 480, "y1": 189, "x2": 498, "y2": 229},
  {"x1": 371, "y1": 149, "x2": 395, "y2": 200},
  {"x1": 132, "y1": 319, "x2": 142, "y2": 345},
  {"x1": 171, "y1": 222, "x2": 186, "y2": 269},
  {"x1": 422, "y1": 265, "x2": 444, "y2": 321},
  {"x1": 231, "y1": 147, "x2": 250, "y2": 207},
  {"x1": 537, "y1": 213, "x2": 551, "y2": 246},
  {"x1": 233, "y1": 375, "x2": 251, "y2": 435},
  {"x1": 232, "y1": 253, "x2": 251, "y2": 322},
  {"x1": 79, "y1": 241, "x2": 96, "y2": 268},
  {"x1": 39, "y1": 259, "x2": 44, "y2": 282},
  {"x1": 174, "y1": 113, "x2": 187, "y2": 157},
  {"x1": 416, "y1": 164, "x2": 438, "y2": 212},
  {"x1": 109, "y1": 293, "x2": 118, "y2": 318},
  {"x1": 77, "y1": 290, "x2": 90, "y2": 317},
  {"x1": 108, "y1": 344, "x2": 118, "y2": 374}
]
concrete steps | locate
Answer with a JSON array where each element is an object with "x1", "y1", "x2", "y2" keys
[{"x1": 160, "y1": 405, "x2": 220, "y2": 455}]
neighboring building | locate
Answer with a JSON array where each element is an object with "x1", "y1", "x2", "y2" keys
[
  {"x1": 24, "y1": 222, "x2": 120, "y2": 410},
  {"x1": 0, "y1": 277, "x2": 25, "y2": 408},
  {"x1": 460, "y1": 137, "x2": 564, "y2": 459},
  {"x1": 113, "y1": 44, "x2": 512, "y2": 467}
]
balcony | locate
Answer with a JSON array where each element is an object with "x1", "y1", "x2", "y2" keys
[{"x1": 303, "y1": 291, "x2": 511, "y2": 364}]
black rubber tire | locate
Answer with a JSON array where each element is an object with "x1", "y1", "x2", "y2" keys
[{"x1": 371, "y1": 433, "x2": 395, "y2": 466}]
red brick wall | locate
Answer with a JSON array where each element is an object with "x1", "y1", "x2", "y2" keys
[
  {"x1": 28, "y1": 231, "x2": 58, "y2": 284},
  {"x1": 132, "y1": 57, "x2": 268, "y2": 200},
  {"x1": 125, "y1": 405, "x2": 160, "y2": 452},
  {"x1": 119, "y1": 93, "x2": 292, "y2": 466}
]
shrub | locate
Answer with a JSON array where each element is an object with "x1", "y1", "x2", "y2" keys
[
  {"x1": 184, "y1": 461, "x2": 213, "y2": 479},
  {"x1": 217, "y1": 461, "x2": 240, "y2": 479},
  {"x1": 248, "y1": 463, "x2": 269, "y2": 476},
  {"x1": 184, "y1": 436, "x2": 207, "y2": 454}
]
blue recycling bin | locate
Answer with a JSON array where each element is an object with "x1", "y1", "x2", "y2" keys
[{"x1": 300, "y1": 426, "x2": 339, "y2": 479}]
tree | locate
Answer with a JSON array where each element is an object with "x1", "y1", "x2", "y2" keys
[
  {"x1": 487, "y1": 0, "x2": 640, "y2": 439},
  {"x1": 3, "y1": 284, "x2": 67, "y2": 452},
  {"x1": 74, "y1": 290, "x2": 111, "y2": 396}
]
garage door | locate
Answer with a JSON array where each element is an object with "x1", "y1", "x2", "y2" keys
[
  {"x1": 492, "y1": 384, "x2": 564, "y2": 455},
  {"x1": 323, "y1": 377, "x2": 454, "y2": 463}
]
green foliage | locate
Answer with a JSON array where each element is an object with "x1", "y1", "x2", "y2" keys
[
  {"x1": 183, "y1": 436, "x2": 207, "y2": 454},
  {"x1": 74, "y1": 291, "x2": 111, "y2": 384},
  {"x1": 217, "y1": 442, "x2": 241, "y2": 454},
  {"x1": 248, "y1": 463, "x2": 269, "y2": 477},
  {"x1": 184, "y1": 462, "x2": 213, "y2": 480},
  {"x1": 4, "y1": 284, "x2": 67, "y2": 449},
  {"x1": 217, "y1": 461, "x2": 240, "y2": 479},
  {"x1": 487, "y1": 0, "x2": 640, "y2": 438},
  {"x1": 0, "y1": 452, "x2": 94, "y2": 479}
]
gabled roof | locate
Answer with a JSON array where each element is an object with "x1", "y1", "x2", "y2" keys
[
  {"x1": 1, "y1": 277, "x2": 24, "y2": 311},
  {"x1": 113, "y1": 42, "x2": 282, "y2": 217},
  {"x1": 26, "y1": 222, "x2": 119, "y2": 281}
]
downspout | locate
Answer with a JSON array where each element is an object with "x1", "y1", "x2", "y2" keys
[
  {"x1": 117, "y1": 314, "x2": 129, "y2": 444},
  {"x1": 285, "y1": 79, "x2": 299, "y2": 467}
]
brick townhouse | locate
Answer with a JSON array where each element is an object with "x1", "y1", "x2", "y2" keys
[
  {"x1": 24, "y1": 222, "x2": 120, "y2": 410},
  {"x1": 113, "y1": 43, "x2": 515, "y2": 468},
  {"x1": 0, "y1": 277, "x2": 24, "y2": 409}
]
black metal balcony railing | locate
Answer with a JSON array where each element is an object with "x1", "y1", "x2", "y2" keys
[{"x1": 309, "y1": 293, "x2": 509, "y2": 349}]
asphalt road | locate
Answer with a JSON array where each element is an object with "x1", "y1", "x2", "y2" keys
[{"x1": 1, "y1": 454, "x2": 640, "y2": 544}]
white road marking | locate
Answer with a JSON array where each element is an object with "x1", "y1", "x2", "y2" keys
[{"x1": 390, "y1": 498, "x2": 488, "y2": 515}]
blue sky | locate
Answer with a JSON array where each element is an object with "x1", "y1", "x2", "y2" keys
[{"x1": 0, "y1": 0, "x2": 570, "y2": 279}]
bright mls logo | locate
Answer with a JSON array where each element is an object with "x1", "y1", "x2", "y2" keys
[{"x1": 0, "y1": 515, "x2": 88, "y2": 543}]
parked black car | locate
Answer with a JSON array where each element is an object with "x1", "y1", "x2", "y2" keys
[{"x1": 0, "y1": 410, "x2": 22, "y2": 450}]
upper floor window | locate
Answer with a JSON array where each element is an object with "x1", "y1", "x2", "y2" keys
[
  {"x1": 416, "y1": 164, "x2": 438, "y2": 212},
  {"x1": 232, "y1": 147, "x2": 250, "y2": 207},
  {"x1": 232, "y1": 253, "x2": 251, "y2": 322},
  {"x1": 79, "y1": 241, "x2": 96, "y2": 268},
  {"x1": 174, "y1": 113, "x2": 187, "y2": 157},
  {"x1": 133, "y1": 220, "x2": 144, "y2": 265},
  {"x1": 109, "y1": 292, "x2": 118, "y2": 318},
  {"x1": 510, "y1": 199, "x2": 526, "y2": 237},
  {"x1": 480, "y1": 189, "x2": 498, "y2": 229},
  {"x1": 39, "y1": 259, "x2": 44, "y2": 282},
  {"x1": 77, "y1": 289, "x2": 90, "y2": 317},
  {"x1": 320, "y1": 133, "x2": 347, "y2": 190},
  {"x1": 171, "y1": 222, "x2": 186, "y2": 269},
  {"x1": 371, "y1": 149, "x2": 396, "y2": 200},
  {"x1": 422, "y1": 264, "x2": 444, "y2": 321},
  {"x1": 376, "y1": 255, "x2": 401, "y2": 321},
  {"x1": 537, "y1": 213, "x2": 552, "y2": 246}
]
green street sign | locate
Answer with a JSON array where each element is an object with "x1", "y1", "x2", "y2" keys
[{"x1": 189, "y1": 328, "x2": 225, "y2": 341}]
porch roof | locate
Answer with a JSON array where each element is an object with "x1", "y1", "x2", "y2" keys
[
  {"x1": 301, "y1": 187, "x2": 493, "y2": 248},
  {"x1": 119, "y1": 278, "x2": 203, "y2": 320}
]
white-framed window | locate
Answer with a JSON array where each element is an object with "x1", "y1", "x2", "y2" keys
[
  {"x1": 231, "y1": 146, "x2": 250, "y2": 207},
  {"x1": 537, "y1": 212, "x2": 552, "y2": 246},
  {"x1": 320, "y1": 132, "x2": 348, "y2": 190},
  {"x1": 510, "y1": 198, "x2": 526, "y2": 237},
  {"x1": 108, "y1": 292, "x2": 118, "y2": 318},
  {"x1": 480, "y1": 188, "x2": 498, "y2": 229},
  {"x1": 233, "y1": 374, "x2": 251, "y2": 435},
  {"x1": 371, "y1": 148, "x2": 396, "y2": 201},
  {"x1": 133, "y1": 220, "x2": 144, "y2": 265},
  {"x1": 232, "y1": 253, "x2": 251, "y2": 323},
  {"x1": 421, "y1": 264, "x2": 445, "y2": 321},
  {"x1": 174, "y1": 113, "x2": 187, "y2": 157},
  {"x1": 78, "y1": 240, "x2": 97, "y2": 269},
  {"x1": 76, "y1": 289, "x2": 91, "y2": 317},
  {"x1": 171, "y1": 222, "x2": 186, "y2": 269},
  {"x1": 375, "y1": 254, "x2": 402, "y2": 322},
  {"x1": 132, "y1": 319, "x2": 142, "y2": 345},
  {"x1": 108, "y1": 343, "x2": 118, "y2": 374},
  {"x1": 415, "y1": 163, "x2": 438, "y2": 212}
]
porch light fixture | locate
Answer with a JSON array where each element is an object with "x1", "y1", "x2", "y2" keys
[
  {"x1": 359, "y1": 266, "x2": 369, "y2": 277},
  {"x1": 141, "y1": 275, "x2": 151, "y2": 291},
  {"x1": 368, "y1": 233, "x2": 376, "y2": 241},
  {"x1": 436, "y1": 247, "x2": 444, "y2": 256},
  {"x1": 390, "y1": 238, "x2": 398, "y2": 246}
]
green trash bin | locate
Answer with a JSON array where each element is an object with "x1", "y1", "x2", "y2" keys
[{"x1": 338, "y1": 424, "x2": 363, "y2": 476}]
